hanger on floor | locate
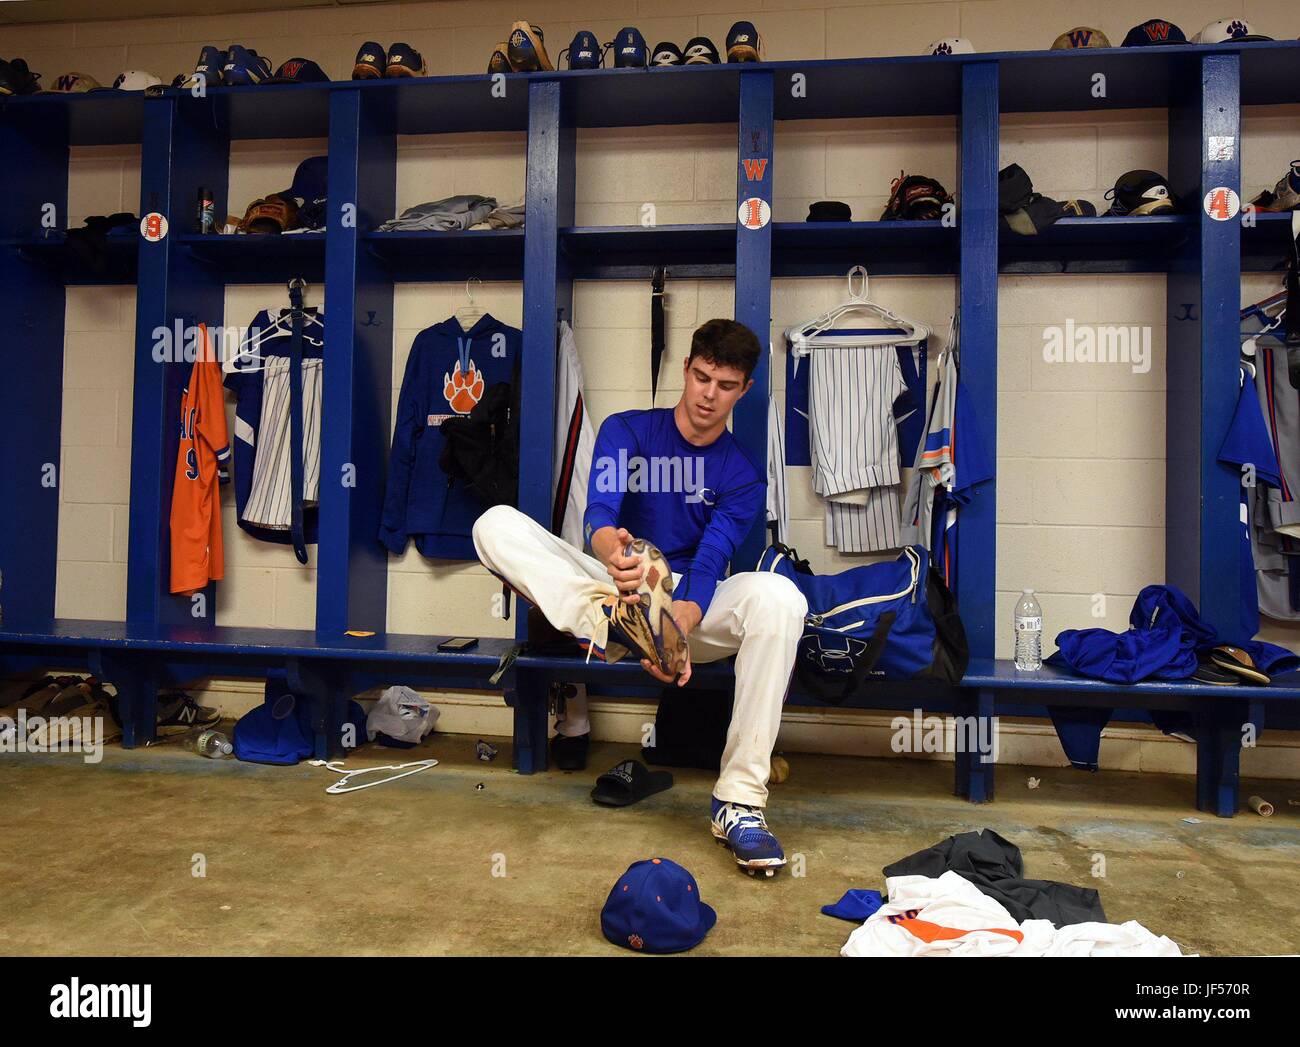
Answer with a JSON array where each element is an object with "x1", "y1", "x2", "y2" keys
[{"x1": 455, "y1": 276, "x2": 485, "y2": 328}]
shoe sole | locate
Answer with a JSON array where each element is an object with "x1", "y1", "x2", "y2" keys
[
  {"x1": 352, "y1": 65, "x2": 382, "y2": 79},
  {"x1": 508, "y1": 22, "x2": 554, "y2": 71},
  {"x1": 710, "y1": 824, "x2": 786, "y2": 875},
  {"x1": 622, "y1": 539, "x2": 688, "y2": 676},
  {"x1": 727, "y1": 45, "x2": 760, "y2": 63},
  {"x1": 385, "y1": 64, "x2": 425, "y2": 77},
  {"x1": 1209, "y1": 654, "x2": 1270, "y2": 685}
]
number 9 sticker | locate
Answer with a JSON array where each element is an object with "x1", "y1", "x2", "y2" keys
[
  {"x1": 140, "y1": 212, "x2": 169, "y2": 242},
  {"x1": 1203, "y1": 187, "x2": 1240, "y2": 222}
]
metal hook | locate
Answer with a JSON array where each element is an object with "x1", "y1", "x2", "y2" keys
[{"x1": 465, "y1": 276, "x2": 481, "y2": 306}]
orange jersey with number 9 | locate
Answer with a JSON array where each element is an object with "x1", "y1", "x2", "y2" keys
[{"x1": 170, "y1": 324, "x2": 230, "y2": 595}]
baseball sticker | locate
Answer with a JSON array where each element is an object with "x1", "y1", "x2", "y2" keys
[
  {"x1": 140, "y1": 212, "x2": 169, "y2": 242},
  {"x1": 738, "y1": 197, "x2": 771, "y2": 230},
  {"x1": 1203, "y1": 187, "x2": 1239, "y2": 222}
]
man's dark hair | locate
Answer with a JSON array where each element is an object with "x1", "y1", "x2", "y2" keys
[{"x1": 688, "y1": 319, "x2": 761, "y2": 381}]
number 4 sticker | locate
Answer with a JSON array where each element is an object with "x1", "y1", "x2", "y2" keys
[{"x1": 1203, "y1": 187, "x2": 1240, "y2": 222}]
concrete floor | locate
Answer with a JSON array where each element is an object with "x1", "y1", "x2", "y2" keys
[{"x1": 1, "y1": 730, "x2": 1298, "y2": 956}]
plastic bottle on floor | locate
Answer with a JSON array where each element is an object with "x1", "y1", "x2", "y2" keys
[
  {"x1": 1013, "y1": 590, "x2": 1043, "y2": 671},
  {"x1": 184, "y1": 728, "x2": 233, "y2": 758}
]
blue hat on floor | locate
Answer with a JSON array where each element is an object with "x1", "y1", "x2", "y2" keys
[{"x1": 601, "y1": 858, "x2": 716, "y2": 953}]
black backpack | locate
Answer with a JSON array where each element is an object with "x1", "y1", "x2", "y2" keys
[{"x1": 438, "y1": 358, "x2": 520, "y2": 507}]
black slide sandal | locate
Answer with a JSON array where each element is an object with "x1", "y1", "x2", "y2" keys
[{"x1": 591, "y1": 760, "x2": 674, "y2": 807}]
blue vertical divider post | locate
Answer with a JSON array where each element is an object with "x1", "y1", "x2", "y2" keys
[
  {"x1": 1167, "y1": 53, "x2": 1245, "y2": 817},
  {"x1": 319, "y1": 87, "x2": 394, "y2": 637},
  {"x1": 733, "y1": 69, "x2": 774, "y2": 571},
  {"x1": 127, "y1": 94, "x2": 229, "y2": 630},
  {"x1": 0, "y1": 107, "x2": 67, "y2": 626},
  {"x1": 957, "y1": 62, "x2": 999, "y2": 660},
  {"x1": 509, "y1": 78, "x2": 575, "y2": 772},
  {"x1": 1166, "y1": 53, "x2": 1242, "y2": 634}
]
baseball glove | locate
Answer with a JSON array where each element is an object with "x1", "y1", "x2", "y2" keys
[
  {"x1": 238, "y1": 193, "x2": 299, "y2": 234},
  {"x1": 880, "y1": 172, "x2": 953, "y2": 221}
]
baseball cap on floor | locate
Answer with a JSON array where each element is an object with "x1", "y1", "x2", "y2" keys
[
  {"x1": 1051, "y1": 27, "x2": 1111, "y2": 49},
  {"x1": 927, "y1": 37, "x2": 975, "y2": 55},
  {"x1": 601, "y1": 858, "x2": 717, "y2": 953},
  {"x1": 267, "y1": 58, "x2": 330, "y2": 84},
  {"x1": 1121, "y1": 19, "x2": 1188, "y2": 46},
  {"x1": 1196, "y1": 18, "x2": 1273, "y2": 43}
]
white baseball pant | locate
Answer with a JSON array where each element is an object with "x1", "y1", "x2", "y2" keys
[{"x1": 472, "y1": 504, "x2": 807, "y2": 807}]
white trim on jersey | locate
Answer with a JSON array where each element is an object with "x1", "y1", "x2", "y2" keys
[
  {"x1": 553, "y1": 321, "x2": 594, "y2": 550},
  {"x1": 766, "y1": 343, "x2": 788, "y2": 545}
]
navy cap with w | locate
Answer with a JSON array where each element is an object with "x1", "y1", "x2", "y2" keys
[{"x1": 1121, "y1": 18, "x2": 1188, "y2": 46}]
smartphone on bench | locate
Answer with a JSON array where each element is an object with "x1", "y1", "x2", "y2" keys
[{"x1": 438, "y1": 636, "x2": 479, "y2": 652}]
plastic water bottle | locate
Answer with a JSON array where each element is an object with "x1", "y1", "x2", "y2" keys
[
  {"x1": 185, "y1": 728, "x2": 233, "y2": 758},
  {"x1": 1013, "y1": 590, "x2": 1043, "y2": 671}
]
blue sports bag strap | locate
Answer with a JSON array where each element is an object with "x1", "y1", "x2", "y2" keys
[{"x1": 287, "y1": 278, "x2": 308, "y2": 565}]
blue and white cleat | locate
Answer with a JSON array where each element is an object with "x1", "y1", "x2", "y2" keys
[{"x1": 711, "y1": 797, "x2": 786, "y2": 878}]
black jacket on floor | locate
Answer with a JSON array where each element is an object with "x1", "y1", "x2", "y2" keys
[{"x1": 883, "y1": 828, "x2": 1106, "y2": 927}]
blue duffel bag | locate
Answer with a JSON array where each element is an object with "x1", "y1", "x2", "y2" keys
[{"x1": 755, "y1": 543, "x2": 969, "y2": 702}]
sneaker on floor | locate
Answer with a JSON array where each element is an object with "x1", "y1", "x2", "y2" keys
[
  {"x1": 507, "y1": 21, "x2": 553, "y2": 72},
  {"x1": 156, "y1": 692, "x2": 221, "y2": 735},
  {"x1": 711, "y1": 797, "x2": 786, "y2": 877},
  {"x1": 352, "y1": 41, "x2": 385, "y2": 80},
  {"x1": 602, "y1": 539, "x2": 688, "y2": 677},
  {"x1": 487, "y1": 41, "x2": 513, "y2": 74},
  {"x1": 725, "y1": 21, "x2": 763, "y2": 63},
  {"x1": 385, "y1": 42, "x2": 426, "y2": 77}
]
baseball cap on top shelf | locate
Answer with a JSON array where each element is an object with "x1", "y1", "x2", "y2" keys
[
  {"x1": 1121, "y1": 19, "x2": 1188, "y2": 46},
  {"x1": 1196, "y1": 19, "x2": 1273, "y2": 43},
  {"x1": 927, "y1": 37, "x2": 975, "y2": 55},
  {"x1": 601, "y1": 858, "x2": 717, "y2": 953},
  {"x1": 266, "y1": 58, "x2": 330, "y2": 84},
  {"x1": 682, "y1": 37, "x2": 721, "y2": 64},
  {"x1": 111, "y1": 70, "x2": 162, "y2": 91},
  {"x1": 45, "y1": 71, "x2": 101, "y2": 93},
  {"x1": 1052, "y1": 27, "x2": 1112, "y2": 49}
]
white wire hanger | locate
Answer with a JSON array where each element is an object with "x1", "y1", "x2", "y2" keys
[
  {"x1": 310, "y1": 758, "x2": 439, "y2": 794},
  {"x1": 222, "y1": 278, "x2": 325, "y2": 374},
  {"x1": 455, "y1": 276, "x2": 485, "y2": 329},
  {"x1": 786, "y1": 266, "x2": 930, "y2": 358}
]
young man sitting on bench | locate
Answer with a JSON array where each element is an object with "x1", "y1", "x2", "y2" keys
[{"x1": 473, "y1": 319, "x2": 808, "y2": 876}]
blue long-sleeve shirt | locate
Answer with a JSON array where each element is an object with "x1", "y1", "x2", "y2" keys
[{"x1": 583, "y1": 408, "x2": 764, "y2": 615}]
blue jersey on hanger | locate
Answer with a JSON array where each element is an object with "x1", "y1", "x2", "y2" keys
[
  {"x1": 224, "y1": 307, "x2": 325, "y2": 546},
  {"x1": 583, "y1": 407, "x2": 764, "y2": 615},
  {"x1": 380, "y1": 314, "x2": 522, "y2": 560}
]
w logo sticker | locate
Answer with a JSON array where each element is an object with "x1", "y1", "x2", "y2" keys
[
  {"x1": 742, "y1": 158, "x2": 768, "y2": 181},
  {"x1": 1069, "y1": 30, "x2": 1094, "y2": 47},
  {"x1": 1145, "y1": 21, "x2": 1171, "y2": 41}
]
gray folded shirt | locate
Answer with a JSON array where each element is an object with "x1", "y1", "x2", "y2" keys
[{"x1": 377, "y1": 195, "x2": 498, "y2": 232}]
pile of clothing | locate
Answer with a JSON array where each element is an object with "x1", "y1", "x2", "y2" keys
[
  {"x1": 377, "y1": 196, "x2": 524, "y2": 232},
  {"x1": 835, "y1": 830, "x2": 1184, "y2": 957}
]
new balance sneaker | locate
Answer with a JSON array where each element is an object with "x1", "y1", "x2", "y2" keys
[
  {"x1": 156, "y1": 692, "x2": 221, "y2": 736},
  {"x1": 183, "y1": 46, "x2": 226, "y2": 89},
  {"x1": 386, "y1": 42, "x2": 426, "y2": 77},
  {"x1": 725, "y1": 21, "x2": 763, "y2": 63},
  {"x1": 711, "y1": 797, "x2": 786, "y2": 877},
  {"x1": 563, "y1": 30, "x2": 602, "y2": 70},
  {"x1": 488, "y1": 41, "x2": 513, "y2": 74},
  {"x1": 352, "y1": 41, "x2": 385, "y2": 80},
  {"x1": 651, "y1": 41, "x2": 684, "y2": 67},
  {"x1": 610, "y1": 27, "x2": 648, "y2": 68},
  {"x1": 1267, "y1": 161, "x2": 1300, "y2": 211},
  {"x1": 601, "y1": 539, "x2": 688, "y2": 677},
  {"x1": 507, "y1": 22, "x2": 554, "y2": 72},
  {"x1": 682, "y1": 37, "x2": 720, "y2": 64}
]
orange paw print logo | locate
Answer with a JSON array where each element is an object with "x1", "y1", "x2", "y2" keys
[
  {"x1": 627, "y1": 934, "x2": 644, "y2": 950},
  {"x1": 444, "y1": 359, "x2": 484, "y2": 414}
]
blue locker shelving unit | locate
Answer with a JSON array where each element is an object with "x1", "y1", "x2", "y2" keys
[{"x1": 3, "y1": 41, "x2": 1300, "y2": 816}]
